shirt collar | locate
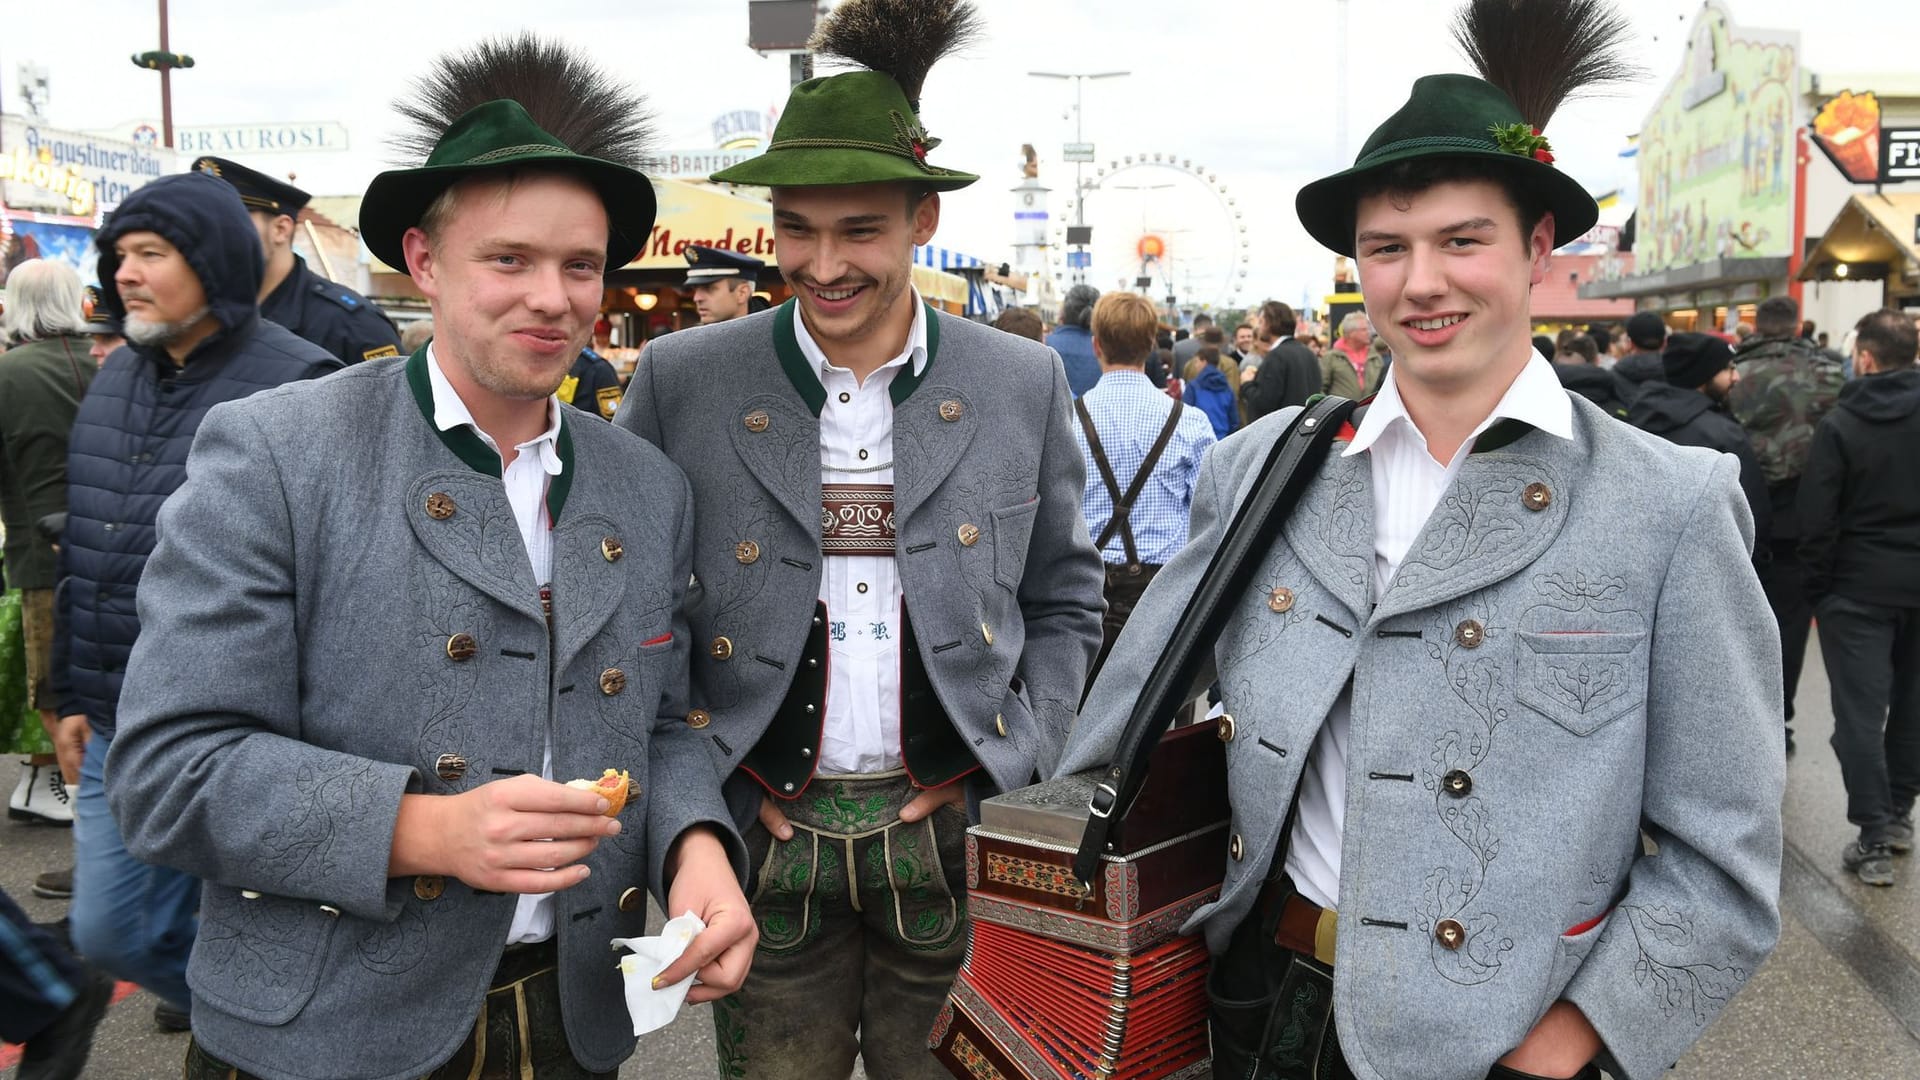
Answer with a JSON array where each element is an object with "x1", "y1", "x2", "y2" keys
[
  {"x1": 1344, "y1": 349, "x2": 1572, "y2": 459},
  {"x1": 426, "y1": 344, "x2": 565, "y2": 477},
  {"x1": 792, "y1": 288, "x2": 928, "y2": 382},
  {"x1": 1094, "y1": 368, "x2": 1155, "y2": 389}
]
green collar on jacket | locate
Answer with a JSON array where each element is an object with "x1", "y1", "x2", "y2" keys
[
  {"x1": 771, "y1": 298, "x2": 941, "y2": 417},
  {"x1": 403, "y1": 346, "x2": 574, "y2": 522}
]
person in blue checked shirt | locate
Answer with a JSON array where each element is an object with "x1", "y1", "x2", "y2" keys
[{"x1": 1071, "y1": 291, "x2": 1217, "y2": 677}]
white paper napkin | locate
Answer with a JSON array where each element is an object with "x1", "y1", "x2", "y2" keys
[{"x1": 610, "y1": 911, "x2": 707, "y2": 1036}]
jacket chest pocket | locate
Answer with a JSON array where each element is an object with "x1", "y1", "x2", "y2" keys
[
  {"x1": 1514, "y1": 622, "x2": 1648, "y2": 736},
  {"x1": 990, "y1": 500, "x2": 1039, "y2": 593}
]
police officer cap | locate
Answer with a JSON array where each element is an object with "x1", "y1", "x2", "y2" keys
[
  {"x1": 83, "y1": 286, "x2": 122, "y2": 336},
  {"x1": 190, "y1": 156, "x2": 311, "y2": 217},
  {"x1": 683, "y1": 245, "x2": 763, "y2": 287}
]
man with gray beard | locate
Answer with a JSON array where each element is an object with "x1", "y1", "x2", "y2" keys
[{"x1": 50, "y1": 171, "x2": 336, "y2": 1032}]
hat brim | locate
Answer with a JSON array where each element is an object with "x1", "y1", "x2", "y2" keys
[
  {"x1": 1295, "y1": 147, "x2": 1597, "y2": 257},
  {"x1": 709, "y1": 146, "x2": 977, "y2": 192},
  {"x1": 360, "y1": 153, "x2": 657, "y2": 272}
]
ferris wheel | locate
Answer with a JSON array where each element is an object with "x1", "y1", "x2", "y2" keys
[{"x1": 1049, "y1": 153, "x2": 1250, "y2": 310}]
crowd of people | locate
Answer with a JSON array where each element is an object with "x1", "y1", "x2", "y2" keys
[{"x1": 0, "y1": 0, "x2": 1915, "y2": 1078}]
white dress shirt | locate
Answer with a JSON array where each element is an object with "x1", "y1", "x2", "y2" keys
[
  {"x1": 792, "y1": 293, "x2": 929, "y2": 775},
  {"x1": 1282, "y1": 352, "x2": 1573, "y2": 910},
  {"x1": 426, "y1": 347, "x2": 567, "y2": 944}
]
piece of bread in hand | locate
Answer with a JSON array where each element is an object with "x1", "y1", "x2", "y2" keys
[{"x1": 567, "y1": 769, "x2": 632, "y2": 816}]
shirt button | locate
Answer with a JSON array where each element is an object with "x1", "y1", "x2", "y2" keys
[
  {"x1": 856, "y1": 582, "x2": 869, "y2": 594},
  {"x1": 857, "y1": 448, "x2": 870, "y2": 461},
  {"x1": 839, "y1": 392, "x2": 851, "y2": 403}
]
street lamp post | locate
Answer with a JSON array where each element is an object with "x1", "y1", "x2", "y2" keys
[
  {"x1": 131, "y1": 0, "x2": 194, "y2": 149},
  {"x1": 1029, "y1": 70, "x2": 1128, "y2": 283}
]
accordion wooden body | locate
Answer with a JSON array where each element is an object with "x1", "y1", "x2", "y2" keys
[{"x1": 932, "y1": 719, "x2": 1228, "y2": 1080}]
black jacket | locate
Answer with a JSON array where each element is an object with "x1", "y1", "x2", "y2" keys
[
  {"x1": 1628, "y1": 382, "x2": 1772, "y2": 549},
  {"x1": 1799, "y1": 368, "x2": 1920, "y2": 607},
  {"x1": 1613, "y1": 350, "x2": 1664, "y2": 405},
  {"x1": 1551, "y1": 362, "x2": 1630, "y2": 420},
  {"x1": 260, "y1": 254, "x2": 402, "y2": 366},
  {"x1": 559, "y1": 348, "x2": 624, "y2": 419},
  {"x1": 53, "y1": 172, "x2": 339, "y2": 735},
  {"x1": 1240, "y1": 338, "x2": 1322, "y2": 421}
]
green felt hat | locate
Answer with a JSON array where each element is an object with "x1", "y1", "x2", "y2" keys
[
  {"x1": 360, "y1": 99, "x2": 658, "y2": 271},
  {"x1": 1294, "y1": 73, "x2": 1598, "y2": 257},
  {"x1": 710, "y1": 71, "x2": 977, "y2": 191}
]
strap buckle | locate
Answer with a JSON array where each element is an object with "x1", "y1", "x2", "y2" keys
[{"x1": 1087, "y1": 783, "x2": 1119, "y2": 819}]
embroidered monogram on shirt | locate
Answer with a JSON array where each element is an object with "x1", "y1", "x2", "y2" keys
[{"x1": 821, "y1": 483, "x2": 896, "y2": 556}]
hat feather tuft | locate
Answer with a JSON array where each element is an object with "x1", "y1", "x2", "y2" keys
[
  {"x1": 1450, "y1": 0, "x2": 1640, "y2": 128},
  {"x1": 390, "y1": 34, "x2": 655, "y2": 168},
  {"x1": 808, "y1": 0, "x2": 984, "y2": 110}
]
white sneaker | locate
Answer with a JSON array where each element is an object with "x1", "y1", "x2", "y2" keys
[{"x1": 8, "y1": 760, "x2": 74, "y2": 825}]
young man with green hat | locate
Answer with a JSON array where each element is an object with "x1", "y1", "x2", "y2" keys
[
  {"x1": 616, "y1": 2, "x2": 1104, "y2": 1075},
  {"x1": 105, "y1": 36, "x2": 754, "y2": 1080},
  {"x1": 1057, "y1": 2, "x2": 1784, "y2": 1078}
]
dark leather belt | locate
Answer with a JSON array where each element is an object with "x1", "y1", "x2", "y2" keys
[{"x1": 1259, "y1": 876, "x2": 1338, "y2": 966}]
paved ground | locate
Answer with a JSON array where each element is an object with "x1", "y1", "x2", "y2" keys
[{"x1": 4, "y1": 638, "x2": 1914, "y2": 1079}]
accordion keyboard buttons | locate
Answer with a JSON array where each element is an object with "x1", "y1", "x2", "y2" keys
[
  {"x1": 1229, "y1": 834, "x2": 1244, "y2": 861},
  {"x1": 1435, "y1": 918, "x2": 1466, "y2": 950}
]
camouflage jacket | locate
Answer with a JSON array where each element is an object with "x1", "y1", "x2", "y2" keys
[{"x1": 1727, "y1": 335, "x2": 1844, "y2": 486}]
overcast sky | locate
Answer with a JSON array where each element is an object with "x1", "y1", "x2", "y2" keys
[{"x1": 5, "y1": 0, "x2": 1917, "y2": 309}]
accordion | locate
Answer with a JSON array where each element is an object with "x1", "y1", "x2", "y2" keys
[
  {"x1": 931, "y1": 719, "x2": 1229, "y2": 1080},
  {"x1": 931, "y1": 396, "x2": 1354, "y2": 1080}
]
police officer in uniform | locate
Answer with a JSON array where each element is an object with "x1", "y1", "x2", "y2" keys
[
  {"x1": 557, "y1": 346, "x2": 624, "y2": 420},
  {"x1": 191, "y1": 156, "x2": 403, "y2": 366},
  {"x1": 682, "y1": 244, "x2": 764, "y2": 324}
]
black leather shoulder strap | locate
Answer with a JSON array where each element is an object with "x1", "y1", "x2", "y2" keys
[{"x1": 1072, "y1": 395, "x2": 1356, "y2": 887}]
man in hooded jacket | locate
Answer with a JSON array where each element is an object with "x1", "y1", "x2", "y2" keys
[
  {"x1": 1800, "y1": 309, "x2": 1920, "y2": 887},
  {"x1": 1627, "y1": 332, "x2": 1770, "y2": 548},
  {"x1": 50, "y1": 170, "x2": 338, "y2": 1024}
]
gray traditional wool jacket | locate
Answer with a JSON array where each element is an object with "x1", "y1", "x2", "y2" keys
[
  {"x1": 1058, "y1": 396, "x2": 1785, "y2": 1080},
  {"x1": 108, "y1": 353, "x2": 744, "y2": 1080},
  {"x1": 616, "y1": 302, "x2": 1105, "y2": 816}
]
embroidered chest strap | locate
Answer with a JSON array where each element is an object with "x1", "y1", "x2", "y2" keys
[{"x1": 821, "y1": 483, "x2": 896, "y2": 557}]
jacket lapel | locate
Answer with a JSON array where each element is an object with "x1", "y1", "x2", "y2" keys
[
  {"x1": 727, "y1": 389, "x2": 822, "y2": 537},
  {"x1": 549, "y1": 508, "x2": 632, "y2": 675},
  {"x1": 892, "y1": 384, "x2": 979, "y2": 526},
  {"x1": 1280, "y1": 448, "x2": 1376, "y2": 621},
  {"x1": 1370, "y1": 429, "x2": 1571, "y2": 624},
  {"x1": 406, "y1": 471, "x2": 545, "y2": 622}
]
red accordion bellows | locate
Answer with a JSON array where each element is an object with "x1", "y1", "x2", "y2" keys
[{"x1": 932, "y1": 720, "x2": 1228, "y2": 1080}]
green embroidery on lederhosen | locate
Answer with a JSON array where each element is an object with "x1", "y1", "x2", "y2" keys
[
  {"x1": 810, "y1": 780, "x2": 893, "y2": 833},
  {"x1": 713, "y1": 995, "x2": 749, "y2": 1079},
  {"x1": 755, "y1": 829, "x2": 823, "y2": 953},
  {"x1": 1270, "y1": 980, "x2": 1322, "y2": 1069},
  {"x1": 872, "y1": 816, "x2": 962, "y2": 951}
]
